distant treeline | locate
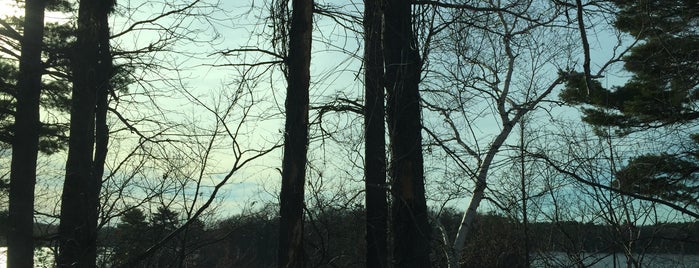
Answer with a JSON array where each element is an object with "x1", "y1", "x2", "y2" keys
[{"x1": 1, "y1": 207, "x2": 698, "y2": 267}]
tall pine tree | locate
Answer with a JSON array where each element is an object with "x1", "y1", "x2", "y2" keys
[
  {"x1": 57, "y1": 0, "x2": 115, "y2": 266},
  {"x1": 561, "y1": 0, "x2": 699, "y2": 209},
  {"x1": 7, "y1": 0, "x2": 47, "y2": 266}
]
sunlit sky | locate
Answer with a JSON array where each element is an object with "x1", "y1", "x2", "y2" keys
[
  {"x1": 0, "y1": 1, "x2": 71, "y2": 22},
  {"x1": 0, "y1": 2, "x2": 22, "y2": 18},
  {"x1": 3, "y1": 0, "x2": 680, "y2": 227}
]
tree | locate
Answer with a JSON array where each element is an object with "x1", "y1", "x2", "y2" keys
[
  {"x1": 415, "y1": 1, "x2": 584, "y2": 266},
  {"x1": 111, "y1": 208, "x2": 149, "y2": 267},
  {"x1": 1, "y1": 1, "x2": 285, "y2": 267},
  {"x1": 152, "y1": 206, "x2": 180, "y2": 236},
  {"x1": 362, "y1": 0, "x2": 388, "y2": 267},
  {"x1": 1, "y1": 3, "x2": 74, "y2": 154},
  {"x1": 383, "y1": 0, "x2": 432, "y2": 266},
  {"x1": 529, "y1": 119, "x2": 697, "y2": 267},
  {"x1": 57, "y1": 0, "x2": 115, "y2": 266},
  {"x1": 104, "y1": 6, "x2": 283, "y2": 260},
  {"x1": 560, "y1": 0, "x2": 699, "y2": 211},
  {"x1": 148, "y1": 206, "x2": 181, "y2": 267},
  {"x1": 110, "y1": 206, "x2": 206, "y2": 267},
  {"x1": 7, "y1": 0, "x2": 46, "y2": 266},
  {"x1": 0, "y1": 20, "x2": 72, "y2": 205},
  {"x1": 277, "y1": 0, "x2": 313, "y2": 266}
]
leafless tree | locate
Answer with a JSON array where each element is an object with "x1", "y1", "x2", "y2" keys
[
  {"x1": 417, "y1": 1, "x2": 580, "y2": 266},
  {"x1": 362, "y1": 0, "x2": 388, "y2": 267}
]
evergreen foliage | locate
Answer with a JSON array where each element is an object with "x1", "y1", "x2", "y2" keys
[
  {"x1": 0, "y1": 2, "x2": 75, "y2": 155},
  {"x1": 560, "y1": 0, "x2": 699, "y2": 207},
  {"x1": 121, "y1": 208, "x2": 699, "y2": 267},
  {"x1": 111, "y1": 208, "x2": 148, "y2": 267}
]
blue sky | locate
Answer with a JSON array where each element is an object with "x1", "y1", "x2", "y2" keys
[{"x1": 4, "y1": 0, "x2": 683, "y2": 226}]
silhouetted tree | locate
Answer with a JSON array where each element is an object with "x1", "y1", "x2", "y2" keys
[
  {"x1": 383, "y1": 0, "x2": 432, "y2": 266},
  {"x1": 111, "y1": 208, "x2": 149, "y2": 267},
  {"x1": 0, "y1": 2, "x2": 74, "y2": 154},
  {"x1": 7, "y1": 0, "x2": 46, "y2": 266},
  {"x1": 278, "y1": 0, "x2": 313, "y2": 267},
  {"x1": 57, "y1": 0, "x2": 115, "y2": 266},
  {"x1": 363, "y1": 0, "x2": 388, "y2": 267},
  {"x1": 148, "y1": 206, "x2": 180, "y2": 267}
]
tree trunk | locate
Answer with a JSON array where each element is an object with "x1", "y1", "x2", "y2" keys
[
  {"x1": 93, "y1": 0, "x2": 113, "y2": 204},
  {"x1": 277, "y1": 0, "x2": 313, "y2": 267},
  {"x1": 363, "y1": 0, "x2": 388, "y2": 267},
  {"x1": 7, "y1": 0, "x2": 47, "y2": 267},
  {"x1": 451, "y1": 118, "x2": 520, "y2": 267},
  {"x1": 383, "y1": 1, "x2": 431, "y2": 267},
  {"x1": 57, "y1": 1, "x2": 113, "y2": 267},
  {"x1": 519, "y1": 120, "x2": 530, "y2": 268}
]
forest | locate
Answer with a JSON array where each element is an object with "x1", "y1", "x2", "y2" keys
[{"x1": 0, "y1": 0, "x2": 697, "y2": 267}]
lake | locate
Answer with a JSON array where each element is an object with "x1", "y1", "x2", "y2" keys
[{"x1": 532, "y1": 251, "x2": 699, "y2": 268}]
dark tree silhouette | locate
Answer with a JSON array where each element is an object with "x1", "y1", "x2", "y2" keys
[
  {"x1": 278, "y1": 0, "x2": 313, "y2": 267},
  {"x1": 0, "y1": 3, "x2": 74, "y2": 155},
  {"x1": 111, "y1": 208, "x2": 149, "y2": 267},
  {"x1": 363, "y1": 0, "x2": 388, "y2": 267},
  {"x1": 7, "y1": 0, "x2": 46, "y2": 266},
  {"x1": 383, "y1": 0, "x2": 432, "y2": 266},
  {"x1": 57, "y1": 0, "x2": 115, "y2": 266}
]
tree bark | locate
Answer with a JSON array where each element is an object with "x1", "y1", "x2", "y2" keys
[
  {"x1": 450, "y1": 120, "x2": 517, "y2": 267},
  {"x1": 7, "y1": 0, "x2": 47, "y2": 267},
  {"x1": 277, "y1": 0, "x2": 313, "y2": 267},
  {"x1": 363, "y1": 0, "x2": 388, "y2": 267},
  {"x1": 57, "y1": 0, "x2": 113, "y2": 267},
  {"x1": 383, "y1": 0, "x2": 432, "y2": 267},
  {"x1": 93, "y1": 0, "x2": 113, "y2": 199}
]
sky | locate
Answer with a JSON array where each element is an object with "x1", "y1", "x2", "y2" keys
[
  {"x1": 2, "y1": 0, "x2": 681, "y2": 226},
  {"x1": 102, "y1": 0, "x2": 369, "y2": 218}
]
